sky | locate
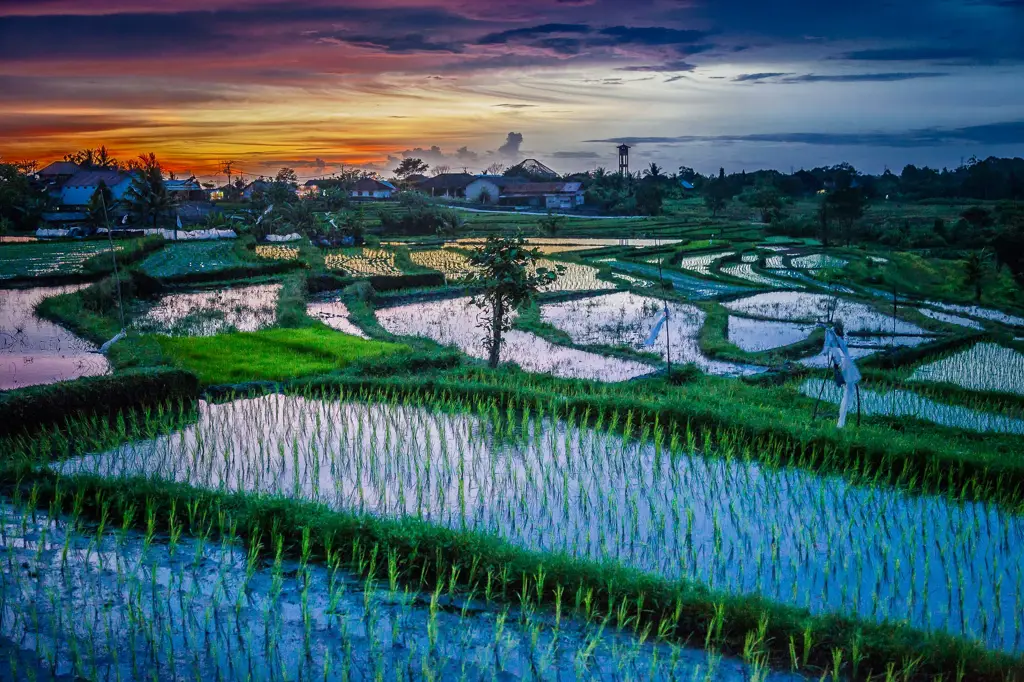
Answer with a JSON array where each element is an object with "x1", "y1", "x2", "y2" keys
[{"x1": 1, "y1": 0, "x2": 1023, "y2": 183}]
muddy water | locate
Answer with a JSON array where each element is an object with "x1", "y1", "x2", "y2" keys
[
  {"x1": 0, "y1": 285, "x2": 110, "y2": 390},
  {"x1": 0, "y1": 500, "x2": 800, "y2": 681},
  {"x1": 62, "y1": 395, "x2": 1024, "y2": 654},
  {"x1": 540, "y1": 292, "x2": 764, "y2": 376},
  {"x1": 376, "y1": 296, "x2": 655, "y2": 382}
]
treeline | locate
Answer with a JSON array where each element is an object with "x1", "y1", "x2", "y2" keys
[{"x1": 675, "y1": 156, "x2": 1024, "y2": 202}]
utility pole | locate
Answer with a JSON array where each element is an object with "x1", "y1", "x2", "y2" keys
[{"x1": 220, "y1": 160, "x2": 236, "y2": 187}]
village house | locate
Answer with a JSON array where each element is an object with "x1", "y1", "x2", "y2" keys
[
  {"x1": 464, "y1": 175, "x2": 526, "y2": 204},
  {"x1": 350, "y1": 177, "x2": 396, "y2": 199},
  {"x1": 417, "y1": 173, "x2": 475, "y2": 199},
  {"x1": 165, "y1": 176, "x2": 206, "y2": 202},
  {"x1": 500, "y1": 182, "x2": 585, "y2": 211},
  {"x1": 59, "y1": 169, "x2": 134, "y2": 207}
]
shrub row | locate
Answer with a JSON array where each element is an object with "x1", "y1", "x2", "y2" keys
[
  {"x1": 307, "y1": 271, "x2": 446, "y2": 294},
  {"x1": 0, "y1": 367, "x2": 199, "y2": 438}
]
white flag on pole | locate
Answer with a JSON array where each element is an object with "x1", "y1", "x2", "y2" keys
[
  {"x1": 121, "y1": 214, "x2": 128, "y2": 225},
  {"x1": 176, "y1": 215, "x2": 182, "y2": 229},
  {"x1": 644, "y1": 309, "x2": 669, "y2": 347},
  {"x1": 256, "y1": 205, "x2": 274, "y2": 225}
]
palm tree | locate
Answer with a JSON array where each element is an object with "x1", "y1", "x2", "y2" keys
[
  {"x1": 643, "y1": 162, "x2": 664, "y2": 181},
  {"x1": 124, "y1": 154, "x2": 173, "y2": 228},
  {"x1": 963, "y1": 250, "x2": 991, "y2": 302}
]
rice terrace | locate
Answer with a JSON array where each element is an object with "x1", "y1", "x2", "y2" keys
[{"x1": 2, "y1": 1, "x2": 1024, "y2": 678}]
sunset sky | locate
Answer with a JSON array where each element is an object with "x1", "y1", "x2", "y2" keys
[{"x1": 1, "y1": 0, "x2": 1023, "y2": 183}]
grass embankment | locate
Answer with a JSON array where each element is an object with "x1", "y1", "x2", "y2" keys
[
  {"x1": 156, "y1": 326, "x2": 409, "y2": 385},
  {"x1": 5, "y1": 465, "x2": 1019, "y2": 682},
  {"x1": 697, "y1": 301, "x2": 824, "y2": 365},
  {"x1": 35, "y1": 273, "x2": 166, "y2": 369}
]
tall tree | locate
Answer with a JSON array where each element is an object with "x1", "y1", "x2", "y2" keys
[
  {"x1": 467, "y1": 236, "x2": 562, "y2": 368},
  {"x1": 87, "y1": 180, "x2": 114, "y2": 229},
  {"x1": 124, "y1": 153, "x2": 173, "y2": 228},
  {"x1": 0, "y1": 161, "x2": 49, "y2": 231},
  {"x1": 394, "y1": 158, "x2": 429, "y2": 179},
  {"x1": 643, "y1": 162, "x2": 664, "y2": 181},
  {"x1": 963, "y1": 250, "x2": 992, "y2": 302},
  {"x1": 740, "y1": 180, "x2": 783, "y2": 223},
  {"x1": 826, "y1": 186, "x2": 867, "y2": 246}
]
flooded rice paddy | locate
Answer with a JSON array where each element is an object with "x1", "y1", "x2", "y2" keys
[
  {"x1": 723, "y1": 292, "x2": 927, "y2": 336},
  {"x1": 0, "y1": 285, "x2": 110, "y2": 390},
  {"x1": 134, "y1": 284, "x2": 281, "y2": 336},
  {"x1": 58, "y1": 394, "x2": 1024, "y2": 654},
  {"x1": 727, "y1": 316, "x2": 814, "y2": 353},
  {"x1": 609, "y1": 261, "x2": 750, "y2": 299},
  {"x1": 540, "y1": 292, "x2": 763, "y2": 376},
  {"x1": 910, "y1": 343, "x2": 1024, "y2": 395},
  {"x1": 799, "y1": 379, "x2": 1024, "y2": 435},
  {"x1": 0, "y1": 500, "x2": 791, "y2": 682},
  {"x1": 306, "y1": 298, "x2": 369, "y2": 338},
  {"x1": 789, "y1": 255, "x2": 848, "y2": 270},
  {"x1": 376, "y1": 296, "x2": 654, "y2": 381},
  {"x1": 917, "y1": 308, "x2": 986, "y2": 330},
  {"x1": 0, "y1": 241, "x2": 120, "y2": 280},
  {"x1": 925, "y1": 301, "x2": 1024, "y2": 328}
]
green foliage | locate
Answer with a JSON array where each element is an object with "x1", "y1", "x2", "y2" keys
[
  {"x1": 467, "y1": 235, "x2": 563, "y2": 367},
  {"x1": 740, "y1": 180, "x2": 784, "y2": 224},
  {"x1": 0, "y1": 161, "x2": 49, "y2": 231},
  {"x1": 124, "y1": 153, "x2": 174, "y2": 228},
  {"x1": 394, "y1": 157, "x2": 429, "y2": 178},
  {"x1": 156, "y1": 327, "x2": 409, "y2": 385},
  {"x1": 963, "y1": 249, "x2": 993, "y2": 302},
  {"x1": 0, "y1": 368, "x2": 198, "y2": 439},
  {"x1": 87, "y1": 181, "x2": 114, "y2": 229}
]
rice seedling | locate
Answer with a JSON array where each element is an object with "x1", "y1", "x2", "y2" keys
[
  {"x1": 924, "y1": 301, "x2": 1024, "y2": 328},
  {"x1": 610, "y1": 272, "x2": 654, "y2": 289},
  {"x1": 409, "y1": 248, "x2": 479, "y2": 280},
  {"x1": 532, "y1": 259, "x2": 615, "y2": 292},
  {"x1": 324, "y1": 248, "x2": 402, "y2": 276},
  {"x1": 140, "y1": 241, "x2": 249, "y2": 279},
  {"x1": 608, "y1": 261, "x2": 750, "y2": 299},
  {"x1": 719, "y1": 263, "x2": 793, "y2": 288},
  {"x1": 134, "y1": 284, "x2": 281, "y2": 336},
  {"x1": 723, "y1": 292, "x2": 928, "y2": 336},
  {"x1": 376, "y1": 296, "x2": 654, "y2": 381},
  {"x1": 798, "y1": 378, "x2": 1024, "y2": 435},
  {"x1": 447, "y1": 237, "x2": 682, "y2": 250},
  {"x1": 540, "y1": 291, "x2": 764, "y2": 376},
  {"x1": 254, "y1": 244, "x2": 300, "y2": 261},
  {"x1": 0, "y1": 241, "x2": 122, "y2": 280},
  {"x1": 0, "y1": 496, "x2": 788, "y2": 681},
  {"x1": 46, "y1": 391, "x2": 1024, "y2": 656},
  {"x1": 790, "y1": 254, "x2": 849, "y2": 270},
  {"x1": 917, "y1": 308, "x2": 986, "y2": 330},
  {"x1": 909, "y1": 343, "x2": 1024, "y2": 396},
  {"x1": 677, "y1": 251, "x2": 735, "y2": 277},
  {"x1": 0, "y1": 285, "x2": 110, "y2": 390}
]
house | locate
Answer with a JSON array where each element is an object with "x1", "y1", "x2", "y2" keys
[
  {"x1": 59, "y1": 169, "x2": 134, "y2": 207},
  {"x1": 165, "y1": 176, "x2": 206, "y2": 202},
  {"x1": 417, "y1": 173, "x2": 475, "y2": 198},
  {"x1": 465, "y1": 175, "x2": 526, "y2": 204},
  {"x1": 404, "y1": 174, "x2": 429, "y2": 186},
  {"x1": 36, "y1": 161, "x2": 81, "y2": 200},
  {"x1": 242, "y1": 180, "x2": 272, "y2": 200},
  {"x1": 207, "y1": 184, "x2": 240, "y2": 202},
  {"x1": 299, "y1": 179, "x2": 322, "y2": 198},
  {"x1": 350, "y1": 177, "x2": 396, "y2": 199},
  {"x1": 500, "y1": 182, "x2": 585, "y2": 211}
]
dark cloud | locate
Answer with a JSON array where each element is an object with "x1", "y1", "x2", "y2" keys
[
  {"x1": 837, "y1": 47, "x2": 984, "y2": 62},
  {"x1": 552, "y1": 151, "x2": 599, "y2": 159},
  {"x1": 498, "y1": 132, "x2": 524, "y2": 157},
  {"x1": 494, "y1": 104, "x2": 536, "y2": 108},
  {"x1": 779, "y1": 72, "x2": 949, "y2": 83},
  {"x1": 335, "y1": 33, "x2": 464, "y2": 54},
  {"x1": 617, "y1": 60, "x2": 696, "y2": 72},
  {"x1": 586, "y1": 120, "x2": 1024, "y2": 148},
  {"x1": 477, "y1": 23, "x2": 590, "y2": 45},
  {"x1": 732, "y1": 72, "x2": 791, "y2": 82}
]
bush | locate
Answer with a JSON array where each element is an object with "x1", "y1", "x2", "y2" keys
[{"x1": 0, "y1": 368, "x2": 199, "y2": 438}]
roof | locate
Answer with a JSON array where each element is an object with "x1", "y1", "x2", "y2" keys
[
  {"x1": 38, "y1": 161, "x2": 80, "y2": 177},
  {"x1": 405, "y1": 174, "x2": 429, "y2": 184},
  {"x1": 502, "y1": 182, "x2": 582, "y2": 196},
  {"x1": 352, "y1": 177, "x2": 394, "y2": 191},
  {"x1": 63, "y1": 169, "x2": 131, "y2": 188},
  {"x1": 418, "y1": 173, "x2": 476, "y2": 192},
  {"x1": 506, "y1": 158, "x2": 559, "y2": 179},
  {"x1": 470, "y1": 175, "x2": 527, "y2": 189},
  {"x1": 303, "y1": 179, "x2": 321, "y2": 187},
  {"x1": 680, "y1": 180, "x2": 695, "y2": 190},
  {"x1": 165, "y1": 178, "x2": 202, "y2": 192}
]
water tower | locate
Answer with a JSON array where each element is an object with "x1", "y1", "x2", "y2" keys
[{"x1": 617, "y1": 144, "x2": 630, "y2": 176}]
